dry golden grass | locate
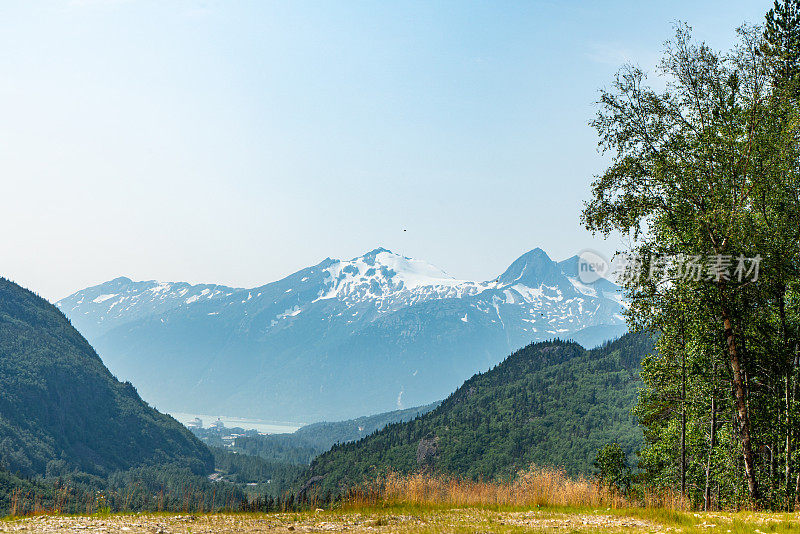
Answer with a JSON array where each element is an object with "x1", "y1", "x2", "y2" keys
[{"x1": 343, "y1": 466, "x2": 686, "y2": 510}]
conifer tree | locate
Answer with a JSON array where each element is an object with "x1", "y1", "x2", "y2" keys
[{"x1": 764, "y1": 0, "x2": 800, "y2": 90}]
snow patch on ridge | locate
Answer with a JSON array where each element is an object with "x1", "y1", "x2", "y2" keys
[{"x1": 313, "y1": 250, "x2": 487, "y2": 307}]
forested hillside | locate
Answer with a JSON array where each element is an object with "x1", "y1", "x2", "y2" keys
[
  {"x1": 0, "y1": 277, "x2": 213, "y2": 479},
  {"x1": 304, "y1": 332, "x2": 653, "y2": 495}
]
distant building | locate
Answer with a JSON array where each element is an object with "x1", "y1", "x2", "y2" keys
[
  {"x1": 211, "y1": 418, "x2": 225, "y2": 430},
  {"x1": 187, "y1": 417, "x2": 203, "y2": 429}
]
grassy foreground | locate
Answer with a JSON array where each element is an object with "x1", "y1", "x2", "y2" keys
[{"x1": 2, "y1": 469, "x2": 798, "y2": 532}]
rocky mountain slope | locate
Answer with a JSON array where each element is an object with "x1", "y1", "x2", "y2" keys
[{"x1": 57, "y1": 248, "x2": 627, "y2": 421}]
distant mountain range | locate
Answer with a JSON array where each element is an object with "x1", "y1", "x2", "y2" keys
[{"x1": 57, "y1": 247, "x2": 628, "y2": 421}]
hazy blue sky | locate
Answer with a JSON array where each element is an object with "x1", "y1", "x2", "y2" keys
[{"x1": 0, "y1": 1, "x2": 770, "y2": 301}]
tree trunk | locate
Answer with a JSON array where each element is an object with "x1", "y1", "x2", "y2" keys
[
  {"x1": 681, "y1": 346, "x2": 687, "y2": 498},
  {"x1": 792, "y1": 347, "x2": 799, "y2": 510},
  {"x1": 779, "y1": 293, "x2": 793, "y2": 510},
  {"x1": 722, "y1": 305, "x2": 759, "y2": 502},
  {"x1": 795, "y1": 471, "x2": 799, "y2": 509},
  {"x1": 786, "y1": 371, "x2": 793, "y2": 510},
  {"x1": 770, "y1": 443, "x2": 775, "y2": 490},
  {"x1": 794, "y1": 473, "x2": 800, "y2": 510},
  {"x1": 704, "y1": 392, "x2": 717, "y2": 511}
]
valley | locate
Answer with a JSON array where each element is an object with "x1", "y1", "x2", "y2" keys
[{"x1": 56, "y1": 248, "x2": 627, "y2": 422}]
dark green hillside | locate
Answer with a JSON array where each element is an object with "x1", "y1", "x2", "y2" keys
[
  {"x1": 209, "y1": 447, "x2": 306, "y2": 497},
  {"x1": 0, "y1": 277, "x2": 213, "y2": 478},
  {"x1": 305, "y1": 332, "x2": 653, "y2": 494}
]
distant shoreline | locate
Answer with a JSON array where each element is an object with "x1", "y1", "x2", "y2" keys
[{"x1": 169, "y1": 412, "x2": 303, "y2": 434}]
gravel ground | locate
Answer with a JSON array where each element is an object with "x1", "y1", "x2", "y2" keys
[{"x1": 0, "y1": 509, "x2": 674, "y2": 534}]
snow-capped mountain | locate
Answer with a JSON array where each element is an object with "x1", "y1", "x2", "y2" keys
[{"x1": 57, "y1": 248, "x2": 627, "y2": 421}]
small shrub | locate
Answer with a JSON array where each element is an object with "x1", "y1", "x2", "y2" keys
[{"x1": 593, "y1": 443, "x2": 631, "y2": 495}]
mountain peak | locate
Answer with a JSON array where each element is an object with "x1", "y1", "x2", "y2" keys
[
  {"x1": 496, "y1": 248, "x2": 561, "y2": 286},
  {"x1": 338, "y1": 248, "x2": 460, "y2": 288},
  {"x1": 357, "y1": 247, "x2": 394, "y2": 261},
  {"x1": 96, "y1": 276, "x2": 134, "y2": 291},
  {"x1": 524, "y1": 247, "x2": 551, "y2": 262}
]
